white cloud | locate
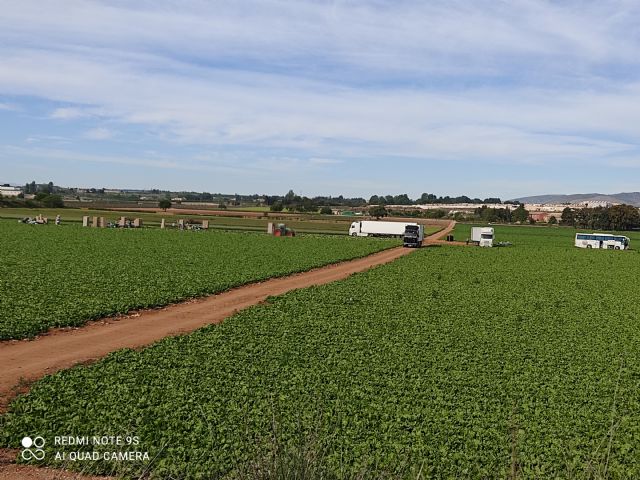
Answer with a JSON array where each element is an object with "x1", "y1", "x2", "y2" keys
[
  {"x1": 0, "y1": 145, "x2": 243, "y2": 174},
  {"x1": 50, "y1": 107, "x2": 90, "y2": 120},
  {"x1": 309, "y1": 158, "x2": 342, "y2": 166},
  {"x1": 0, "y1": 0, "x2": 639, "y2": 173},
  {"x1": 83, "y1": 127, "x2": 113, "y2": 140},
  {"x1": 1, "y1": 45, "x2": 639, "y2": 166}
]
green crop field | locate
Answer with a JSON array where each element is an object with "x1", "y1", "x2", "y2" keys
[
  {"x1": 0, "y1": 220, "x2": 397, "y2": 340},
  {"x1": 3, "y1": 225, "x2": 639, "y2": 478}
]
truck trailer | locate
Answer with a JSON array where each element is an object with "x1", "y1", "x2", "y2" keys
[
  {"x1": 470, "y1": 227, "x2": 494, "y2": 247},
  {"x1": 349, "y1": 220, "x2": 418, "y2": 238},
  {"x1": 403, "y1": 224, "x2": 424, "y2": 247}
]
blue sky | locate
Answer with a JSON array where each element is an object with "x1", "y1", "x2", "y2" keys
[{"x1": 1, "y1": 0, "x2": 640, "y2": 199}]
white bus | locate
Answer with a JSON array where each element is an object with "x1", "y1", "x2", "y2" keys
[{"x1": 574, "y1": 233, "x2": 630, "y2": 250}]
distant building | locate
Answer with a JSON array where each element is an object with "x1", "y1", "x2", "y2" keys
[
  {"x1": 570, "y1": 201, "x2": 613, "y2": 209},
  {"x1": 0, "y1": 185, "x2": 22, "y2": 197},
  {"x1": 529, "y1": 212, "x2": 550, "y2": 222},
  {"x1": 392, "y1": 203, "x2": 509, "y2": 212}
]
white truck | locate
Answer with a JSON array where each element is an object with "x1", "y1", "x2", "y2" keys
[
  {"x1": 471, "y1": 227, "x2": 494, "y2": 247},
  {"x1": 403, "y1": 224, "x2": 425, "y2": 248},
  {"x1": 349, "y1": 220, "x2": 418, "y2": 238}
]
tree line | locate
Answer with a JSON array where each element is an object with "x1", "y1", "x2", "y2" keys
[
  {"x1": 368, "y1": 193, "x2": 504, "y2": 205},
  {"x1": 267, "y1": 190, "x2": 366, "y2": 213},
  {"x1": 368, "y1": 203, "x2": 531, "y2": 222},
  {"x1": 266, "y1": 190, "x2": 509, "y2": 213},
  {"x1": 560, "y1": 205, "x2": 640, "y2": 231}
]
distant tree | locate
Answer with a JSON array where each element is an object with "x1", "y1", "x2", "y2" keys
[
  {"x1": 548, "y1": 215, "x2": 557, "y2": 225},
  {"x1": 478, "y1": 205, "x2": 498, "y2": 223},
  {"x1": 270, "y1": 201, "x2": 284, "y2": 212},
  {"x1": 430, "y1": 209, "x2": 447, "y2": 219},
  {"x1": 369, "y1": 205, "x2": 388, "y2": 219},
  {"x1": 320, "y1": 206, "x2": 333, "y2": 215},
  {"x1": 158, "y1": 199, "x2": 172, "y2": 211},
  {"x1": 34, "y1": 192, "x2": 49, "y2": 201},
  {"x1": 263, "y1": 195, "x2": 277, "y2": 206},
  {"x1": 608, "y1": 204, "x2": 640, "y2": 230},
  {"x1": 560, "y1": 207, "x2": 575, "y2": 226},
  {"x1": 23, "y1": 181, "x2": 36, "y2": 194},
  {"x1": 368, "y1": 195, "x2": 380, "y2": 205},
  {"x1": 218, "y1": 203, "x2": 227, "y2": 210},
  {"x1": 46, "y1": 181, "x2": 54, "y2": 194},
  {"x1": 419, "y1": 193, "x2": 437, "y2": 204},
  {"x1": 42, "y1": 194, "x2": 64, "y2": 208},
  {"x1": 284, "y1": 190, "x2": 296, "y2": 205},
  {"x1": 393, "y1": 194, "x2": 413, "y2": 205},
  {"x1": 512, "y1": 204, "x2": 529, "y2": 223},
  {"x1": 301, "y1": 197, "x2": 318, "y2": 213}
]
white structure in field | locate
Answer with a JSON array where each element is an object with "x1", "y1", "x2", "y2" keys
[
  {"x1": 471, "y1": 227, "x2": 494, "y2": 247},
  {"x1": 0, "y1": 186, "x2": 22, "y2": 197}
]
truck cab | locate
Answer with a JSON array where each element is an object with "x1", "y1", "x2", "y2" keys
[
  {"x1": 403, "y1": 225, "x2": 424, "y2": 248},
  {"x1": 471, "y1": 227, "x2": 494, "y2": 247}
]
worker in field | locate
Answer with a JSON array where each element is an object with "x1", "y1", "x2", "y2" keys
[{"x1": 55, "y1": 215, "x2": 61, "y2": 225}]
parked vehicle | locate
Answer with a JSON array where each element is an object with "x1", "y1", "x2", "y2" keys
[
  {"x1": 403, "y1": 225, "x2": 424, "y2": 248},
  {"x1": 575, "y1": 233, "x2": 629, "y2": 250},
  {"x1": 348, "y1": 221, "x2": 418, "y2": 238},
  {"x1": 270, "y1": 223, "x2": 295, "y2": 237},
  {"x1": 470, "y1": 227, "x2": 494, "y2": 247}
]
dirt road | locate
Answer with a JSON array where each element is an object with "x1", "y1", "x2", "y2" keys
[
  {"x1": 423, "y1": 219, "x2": 459, "y2": 245},
  {"x1": 0, "y1": 221, "x2": 457, "y2": 410},
  {"x1": 0, "y1": 246, "x2": 418, "y2": 412},
  {"x1": 0, "y1": 222, "x2": 457, "y2": 479},
  {"x1": 0, "y1": 450, "x2": 107, "y2": 480}
]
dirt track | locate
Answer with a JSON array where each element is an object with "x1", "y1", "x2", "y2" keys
[
  {"x1": 0, "y1": 245, "x2": 423, "y2": 411},
  {"x1": 423, "y1": 219, "x2": 456, "y2": 245},
  {"x1": 0, "y1": 450, "x2": 107, "y2": 480},
  {"x1": 0, "y1": 222, "x2": 456, "y2": 479}
]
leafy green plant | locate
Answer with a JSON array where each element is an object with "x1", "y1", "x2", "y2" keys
[
  {"x1": 0, "y1": 220, "x2": 396, "y2": 339},
  {"x1": 2, "y1": 225, "x2": 639, "y2": 478}
]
